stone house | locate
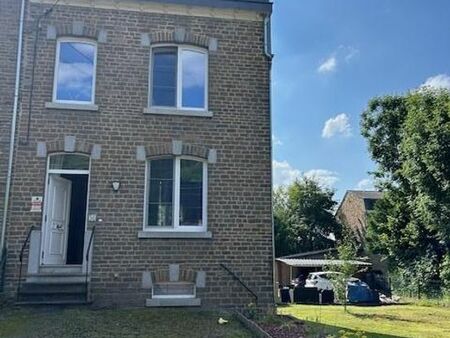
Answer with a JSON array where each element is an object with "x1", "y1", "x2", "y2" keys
[{"x1": 0, "y1": 0, "x2": 274, "y2": 309}]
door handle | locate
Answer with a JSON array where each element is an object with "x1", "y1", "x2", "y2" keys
[{"x1": 56, "y1": 224, "x2": 63, "y2": 230}]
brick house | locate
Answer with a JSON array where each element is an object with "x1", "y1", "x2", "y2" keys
[
  {"x1": 335, "y1": 190, "x2": 389, "y2": 277},
  {"x1": 0, "y1": 0, "x2": 274, "y2": 309},
  {"x1": 335, "y1": 190, "x2": 382, "y2": 243}
]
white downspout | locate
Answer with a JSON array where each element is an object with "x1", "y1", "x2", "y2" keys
[{"x1": 1, "y1": 0, "x2": 26, "y2": 258}]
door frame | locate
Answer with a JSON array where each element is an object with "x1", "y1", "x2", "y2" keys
[{"x1": 40, "y1": 153, "x2": 91, "y2": 266}]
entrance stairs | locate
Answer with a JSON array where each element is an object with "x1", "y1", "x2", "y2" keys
[{"x1": 17, "y1": 265, "x2": 89, "y2": 305}]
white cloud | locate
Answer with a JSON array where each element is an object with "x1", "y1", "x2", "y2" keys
[
  {"x1": 272, "y1": 134, "x2": 283, "y2": 146},
  {"x1": 322, "y1": 113, "x2": 352, "y2": 138},
  {"x1": 317, "y1": 56, "x2": 337, "y2": 73},
  {"x1": 318, "y1": 46, "x2": 359, "y2": 75},
  {"x1": 273, "y1": 160, "x2": 301, "y2": 187},
  {"x1": 421, "y1": 74, "x2": 450, "y2": 90},
  {"x1": 343, "y1": 46, "x2": 359, "y2": 63},
  {"x1": 356, "y1": 178, "x2": 375, "y2": 191},
  {"x1": 304, "y1": 169, "x2": 339, "y2": 188},
  {"x1": 273, "y1": 161, "x2": 340, "y2": 189}
]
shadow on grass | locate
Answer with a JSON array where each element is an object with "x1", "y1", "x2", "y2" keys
[
  {"x1": 288, "y1": 318, "x2": 406, "y2": 338},
  {"x1": 346, "y1": 310, "x2": 430, "y2": 325}
]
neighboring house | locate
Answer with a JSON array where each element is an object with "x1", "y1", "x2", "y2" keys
[
  {"x1": 336, "y1": 190, "x2": 388, "y2": 277},
  {"x1": 335, "y1": 190, "x2": 382, "y2": 244},
  {"x1": 0, "y1": 0, "x2": 274, "y2": 309}
]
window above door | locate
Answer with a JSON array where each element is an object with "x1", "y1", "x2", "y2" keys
[{"x1": 48, "y1": 154, "x2": 90, "y2": 173}]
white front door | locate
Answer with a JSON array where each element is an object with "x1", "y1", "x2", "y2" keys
[{"x1": 43, "y1": 175, "x2": 72, "y2": 265}]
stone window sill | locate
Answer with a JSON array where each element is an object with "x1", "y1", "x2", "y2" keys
[
  {"x1": 143, "y1": 107, "x2": 213, "y2": 117},
  {"x1": 138, "y1": 231, "x2": 212, "y2": 239},
  {"x1": 45, "y1": 102, "x2": 99, "y2": 111}
]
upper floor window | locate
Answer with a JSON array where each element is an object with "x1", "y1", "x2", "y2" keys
[
  {"x1": 145, "y1": 156, "x2": 207, "y2": 232},
  {"x1": 53, "y1": 39, "x2": 97, "y2": 104},
  {"x1": 150, "y1": 46, "x2": 208, "y2": 111}
]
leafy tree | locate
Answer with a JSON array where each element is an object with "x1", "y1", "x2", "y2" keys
[
  {"x1": 273, "y1": 178, "x2": 342, "y2": 257},
  {"x1": 361, "y1": 88, "x2": 450, "y2": 289},
  {"x1": 325, "y1": 237, "x2": 360, "y2": 312}
]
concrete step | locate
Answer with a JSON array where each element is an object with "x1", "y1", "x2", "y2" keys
[
  {"x1": 146, "y1": 297, "x2": 201, "y2": 307},
  {"x1": 39, "y1": 265, "x2": 82, "y2": 274},
  {"x1": 20, "y1": 282, "x2": 87, "y2": 294},
  {"x1": 16, "y1": 299, "x2": 89, "y2": 305},
  {"x1": 26, "y1": 273, "x2": 87, "y2": 284},
  {"x1": 17, "y1": 282, "x2": 88, "y2": 305}
]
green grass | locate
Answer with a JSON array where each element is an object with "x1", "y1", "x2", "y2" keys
[
  {"x1": 0, "y1": 306, "x2": 255, "y2": 338},
  {"x1": 279, "y1": 303, "x2": 450, "y2": 338}
]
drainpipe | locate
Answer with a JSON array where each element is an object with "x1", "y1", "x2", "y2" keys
[
  {"x1": 0, "y1": 0, "x2": 26, "y2": 260},
  {"x1": 264, "y1": 13, "x2": 276, "y2": 305}
]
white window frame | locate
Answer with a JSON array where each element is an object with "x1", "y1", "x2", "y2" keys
[
  {"x1": 143, "y1": 156, "x2": 208, "y2": 233},
  {"x1": 149, "y1": 44, "x2": 208, "y2": 112},
  {"x1": 52, "y1": 37, "x2": 97, "y2": 105}
]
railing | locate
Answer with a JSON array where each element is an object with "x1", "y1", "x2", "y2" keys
[
  {"x1": 0, "y1": 247, "x2": 6, "y2": 292},
  {"x1": 16, "y1": 226, "x2": 35, "y2": 301},
  {"x1": 219, "y1": 263, "x2": 258, "y2": 305},
  {"x1": 85, "y1": 226, "x2": 95, "y2": 303}
]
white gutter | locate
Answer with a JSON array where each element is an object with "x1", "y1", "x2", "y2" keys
[{"x1": 1, "y1": 0, "x2": 26, "y2": 258}]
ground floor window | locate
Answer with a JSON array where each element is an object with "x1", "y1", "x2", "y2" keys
[{"x1": 145, "y1": 156, "x2": 207, "y2": 232}]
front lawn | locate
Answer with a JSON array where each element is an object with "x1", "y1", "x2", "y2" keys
[
  {"x1": 0, "y1": 306, "x2": 255, "y2": 338},
  {"x1": 279, "y1": 303, "x2": 450, "y2": 338}
]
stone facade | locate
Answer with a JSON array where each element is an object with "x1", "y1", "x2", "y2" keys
[{"x1": 2, "y1": 0, "x2": 274, "y2": 309}]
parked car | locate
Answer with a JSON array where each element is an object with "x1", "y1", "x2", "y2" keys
[
  {"x1": 305, "y1": 272, "x2": 368, "y2": 291},
  {"x1": 305, "y1": 271, "x2": 343, "y2": 291}
]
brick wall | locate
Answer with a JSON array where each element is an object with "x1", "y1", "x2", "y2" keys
[
  {"x1": 3, "y1": 1, "x2": 274, "y2": 309},
  {"x1": 336, "y1": 192, "x2": 367, "y2": 243},
  {"x1": 0, "y1": 0, "x2": 21, "y2": 234}
]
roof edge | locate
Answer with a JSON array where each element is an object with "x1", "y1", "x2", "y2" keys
[{"x1": 145, "y1": 0, "x2": 273, "y2": 14}]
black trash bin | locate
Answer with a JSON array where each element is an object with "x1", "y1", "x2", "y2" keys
[
  {"x1": 280, "y1": 287, "x2": 291, "y2": 303},
  {"x1": 293, "y1": 287, "x2": 319, "y2": 304},
  {"x1": 320, "y1": 289, "x2": 335, "y2": 304}
]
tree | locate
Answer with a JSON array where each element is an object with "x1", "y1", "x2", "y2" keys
[
  {"x1": 273, "y1": 178, "x2": 342, "y2": 257},
  {"x1": 325, "y1": 237, "x2": 359, "y2": 312},
  {"x1": 361, "y1": 88, "x2": 450, "y2": 290}
]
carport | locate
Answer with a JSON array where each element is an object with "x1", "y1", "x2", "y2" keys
[{"x1": 276, "y1": 251, "x2": 372, "y2": 287}]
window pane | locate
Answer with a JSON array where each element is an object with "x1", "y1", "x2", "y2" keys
[
  {"x1": 152, "y1": 48, "x2": 177, "y2": 107},
  {"x1": 49, "y1": 154, "x2": 89, "y2": 170},
  {"x1": 148, "y1": 159, "x2": 174, "y2": 227},
  {"x1": 181, "y1": 50, "x2": 206, "y2": 109},
  {"x1": 56, "y1": 41, "x2": 95, "y2": 102},
  {"x1": 179, "y1": 160, "x2": 203, "y2": 226}
]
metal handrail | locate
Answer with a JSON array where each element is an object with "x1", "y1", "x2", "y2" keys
[
  {"x1": 0, "y1": 247, "x2": 6, "y2": 292},
  {"x1": 17, "y1": 225, "x2": 35, "y2": 301},
  {"x1": 219, "y1": 263, "x2": 258, "y2": 305},
  {"x1": 85, "y1": 225, "x2": 95, "y2": 303}
]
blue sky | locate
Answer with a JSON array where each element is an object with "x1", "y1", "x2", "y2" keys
[{"x1": 271, "y1": 0, "x2": 450, "y2": 200}]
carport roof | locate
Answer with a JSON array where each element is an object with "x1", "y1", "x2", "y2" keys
[{"x1": 276, "y1": 258, "x2": 372, "y2": 268}]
